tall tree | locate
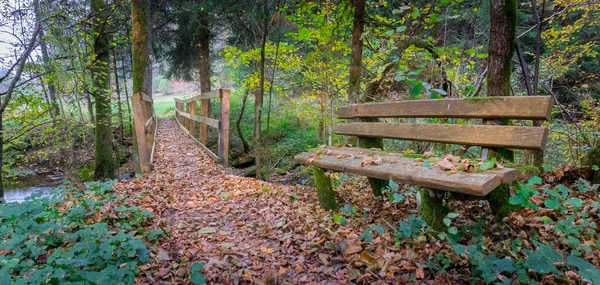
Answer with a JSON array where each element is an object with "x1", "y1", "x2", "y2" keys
[
  {"x1": 91, "y1": 0, "x2": 116, "y2": 179},
  {"x1": 348, "y1": 0, "x2": 365, "y2": 104},
  {"x1": 0, "y1": 26, "x2": 40, "y2": 200},
  {"x1": 33, "y1": 0, "x2": 59, "y2": 118},
  {"x1": 112, "y1": 49, "x2": 124, "y2": 141},
  {"x1": 485, "y1": 0, "x2": 519, "y2": 219},
  {"x1": 131, "y1": 0, "x2": 153, "y2": 173}
]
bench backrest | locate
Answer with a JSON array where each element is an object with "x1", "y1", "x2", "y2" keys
[{"x1": 335, "y1": 96, "x2": 553, "y2": 150}]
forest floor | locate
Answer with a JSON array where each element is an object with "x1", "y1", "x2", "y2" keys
[{"x1": 114, "y1": 118, "x2": 598, "y2": 284}]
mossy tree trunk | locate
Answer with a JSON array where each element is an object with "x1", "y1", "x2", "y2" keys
[
  {"x1": 131, "y1": 0, "x2": 153, "y2": 174},
  {"x1": 312, "y1": 167, "x2": 337, "y2": 211},
  {"x1": 91, "y1": 0, "x2": 116, "y2": 180},
  {"x1": 484, "y1": 0, "x2": 520, "y2": 220},
  {"x1": 585, "y1": 146, "x2": 600, "y2": 184}
]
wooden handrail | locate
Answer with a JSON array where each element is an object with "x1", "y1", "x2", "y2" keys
[
  {"x1": 175, "y1": 108, "x2": 219, "y2": 128},
  {"x1": 174, "y1": 89, "x2": 230, "y2": 166}
]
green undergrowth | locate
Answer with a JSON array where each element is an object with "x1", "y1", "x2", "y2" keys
[
  {"x1": 0, "y1": 180, "x2": 206, "y2": 284},
  {"x1": 330, "y1": 176, "x2": 600, "y2": 283}
]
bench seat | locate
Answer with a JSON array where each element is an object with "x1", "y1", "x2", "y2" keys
[{"x1": 295, "y1": 146, "x2": 519, "y2": 196}]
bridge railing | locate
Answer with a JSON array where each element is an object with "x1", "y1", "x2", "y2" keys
[
  {"x1": 174, "y1": 89, "x2": 230, "y2": 166},
  {"x1": 132, "y1": 92, "x2": 158, "y2": 173}
]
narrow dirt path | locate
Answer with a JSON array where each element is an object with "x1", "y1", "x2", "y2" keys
[{"x1": 116, "y1": 118, "x2": 399, "y2": 284}]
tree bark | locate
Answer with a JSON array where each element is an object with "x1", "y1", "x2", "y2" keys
[
  {"x1": 485, "y1": 0, "x2": 520, "y2": 220},
  {"x1": 198, "y1": 14, "x2": 211, "y2": 144},
  {"x1": 112, "y1": 49, "x2": 124, "y2": 141},
  {"x1": 254, "y1": 0, "x2": 269, "y2": 180},
  {"x1": 348, "y1": 0, "x2": 365, "y2": 104},
  {"x1": 91, "y1": 0, "x2": 116, "y2": 180},
  {"x1": 121, "y1": 53, "x2": 133, "y2": 137},
  {"x1": 131, "y1": 0, "x2": 153, "y2": 174},
  {"x1": 237, "y1": 90, "x2": 250, "y2": 154},
  {"x1": 33, "y1": 0, "x2": 59, "y2": 118},
  {"x1": 486, "y1": 0, "x2": 516, "y2": 98}
]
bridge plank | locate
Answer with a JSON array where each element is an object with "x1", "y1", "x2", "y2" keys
[
  {"x1": 336, "y1": 122, "x2": 549, "y2": 150},
  {"x1": 336, "y1": 96, "x2": 553, "y2": 120},
  {"x1": 294, "y1": 151, "x2": 502, "y2": 196}
]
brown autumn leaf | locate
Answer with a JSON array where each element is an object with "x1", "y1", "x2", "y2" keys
[
  {"x1": 306, "y1": 156, "x2": 316, "y2": 164},
  {"x1": 361, "y1": 156, "x2": 382, "y2": 167}
]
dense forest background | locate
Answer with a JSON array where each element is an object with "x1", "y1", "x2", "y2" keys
[{"x1": 2, "y1": 0, "x2": 600, "y2": 283}]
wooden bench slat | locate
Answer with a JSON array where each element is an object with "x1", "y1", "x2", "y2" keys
[
  {"x1": 315, "y1": 146, "x2": 519, "y2": 184},
  {"x1": 294, "y1": 152, "x2": 502, "y2": 196},
  {"x1": 336, "y1": 96, "x2": 553, "y2": 120},
  {"x1": 336, "y1": 122, "x2": 549, "y2": 150}
]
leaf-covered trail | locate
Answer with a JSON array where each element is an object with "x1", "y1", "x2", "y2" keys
[{"x1": 117, "y1": 118, "x2": 401, "y2": 284}]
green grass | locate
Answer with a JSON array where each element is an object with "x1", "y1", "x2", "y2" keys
[{"x1": 153, "y1": 94, "x2": 187, "y2": 118}]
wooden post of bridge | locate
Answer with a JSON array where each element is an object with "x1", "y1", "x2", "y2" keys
[
  {"x1": 200, "y1": 97, "x2": 209, "y2": 144},
  {"x1": 218, "y1": 89, "x2": 230, "y2": 167},
  {"x1": 190, "y1": 100, "x2": 197, "y2": 137},
  {"x1": 132, "y1": 92, "x2": 152, "y2": 173}
]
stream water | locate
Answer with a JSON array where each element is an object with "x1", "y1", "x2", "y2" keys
[{"x1": 3, "y1": 175, "x2": 62, "y2": 203}]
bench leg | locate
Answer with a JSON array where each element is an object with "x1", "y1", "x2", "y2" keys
[
  {"x1": 418, "y1": 189, "x2": 449, "y2": 232},
  {"x1": 368, "y1": 178, "x2": 386, "y2": 197},
  {"x1": 357, "y1": 136, "x2": 386, "y2": 197},
  {"x1": 312, "y1": 167, "x2": 337, "y2": 211},
  {"x1": 486, "y1": 183, "x2": 521, "y2": 221}
]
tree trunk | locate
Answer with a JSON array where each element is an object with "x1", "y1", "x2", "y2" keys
[
  {"x1": 91, "y1": 0, "x2": 116, "y2": 180},
  {"x1": 121, "y1": 53, "x2": 133, "y2": 137},
  {"x1": 237, "y1": 90, "x2": 250, "y2": 154},
  {"x1": 486, "y1": 0, "x2": 516, "y2": 99},
  {"x1": 485, "y1": 0, "x2": 520, "y2": 220},
  {"x1": 198, "y1": 14, "x2": 211, "y2": 144},
  {"x1": 348, "y1": 0, "x2": 365, "y2": 104},
  {"x1": 112, "y1": 49, "x2": 124, "y2": 141},
  {"x1": 254, "y1": 0, "x2": 269, "y2": 180},
  {"x1": 33, "y1": 0, "x2": 59, "y2": 118},
  {"x1": 131, "y1": 0, "x2": 153, "y2": 174}
]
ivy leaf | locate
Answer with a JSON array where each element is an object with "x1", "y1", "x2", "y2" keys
[
  {"x1": 508, "y1": 194, "x2": 524, "y2": 205},
  {"x1": 544, "y1": 198, "x2": 560, "y2": 210},
  {"x1": 333, "y1": 215, "x2": 346, "y2": 225},
  {"x1": 369, "y1": 225, "x2": 384, "y2": 236},
  {"x1": 479, "y1": 158, "x2": 496, "y2": 171},
  {"x1": 392, "y1": 193, "x2": 404, "y2": 203},
  {"x1": 567, "y1": 254, "x2": 600, "y2": 284},
  {"x1": 388, "y1": 180, "x2": 399, "y2": 191},
  {"x1": 524, "y1": 244, "x2": 562, "y2": 274},
  {"x1": 565, "y1": 198, "x2": 583, "y2": 207},
  {"x1": 410, "y1": 84, "x2": 423, "y2": 98},
  {"x1": 528, "y1": 176, "x2": 543, "y2": 186}
]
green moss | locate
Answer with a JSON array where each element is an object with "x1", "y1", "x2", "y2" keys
[
  {"x1": 508, "y1": 164, "x2": 541, "y2": 175},
  {"x1": 486, "y1": 183, "x2": 521, "y2": 221},
  {"x1": 312, "y1": 167, "x2": 337, "y2": 211},
  {"x1": 402, "y1": 153, "x2": 425, "y2": 159},
  {"x1": 418, "y1": 189, "x2": 449, "y2": 232},
  {"x1": 368, "y1": 178, "x2": 386, "y2": 197},
  {"x1": 584, "y1": 145, "x2": 600, "y2": 184}
]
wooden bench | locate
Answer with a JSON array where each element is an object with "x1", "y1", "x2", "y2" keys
[{"x1": 295, "y1": 96, "x2": 553, "y2": 229}]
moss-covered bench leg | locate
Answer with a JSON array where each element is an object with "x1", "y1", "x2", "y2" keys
[
  {"x1": 486, "y1": 183, "x2": 521, "y2": 221},
  {"x1": 312, "y1": 167, "x2": 337, "y2": 210},
  {"x1": 358, "y1": 136, "x2": 386, "y2": 197},
  {"x1": 418, "y1": 189, "x2": 450, "y2": 231}
]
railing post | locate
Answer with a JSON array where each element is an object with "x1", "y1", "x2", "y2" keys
[
  {"x1": 132, "y1": 92, "x2": 151, "y2": 173},
  {"x1": 218, "y1": 89, "x2": 230, "y2": 167},
  {"x1": 190, "y1": 100, "x2": 197, "y2": 138},
  {"x1": 200, "y1": 96, "x2": 209, "y2": 144}
]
